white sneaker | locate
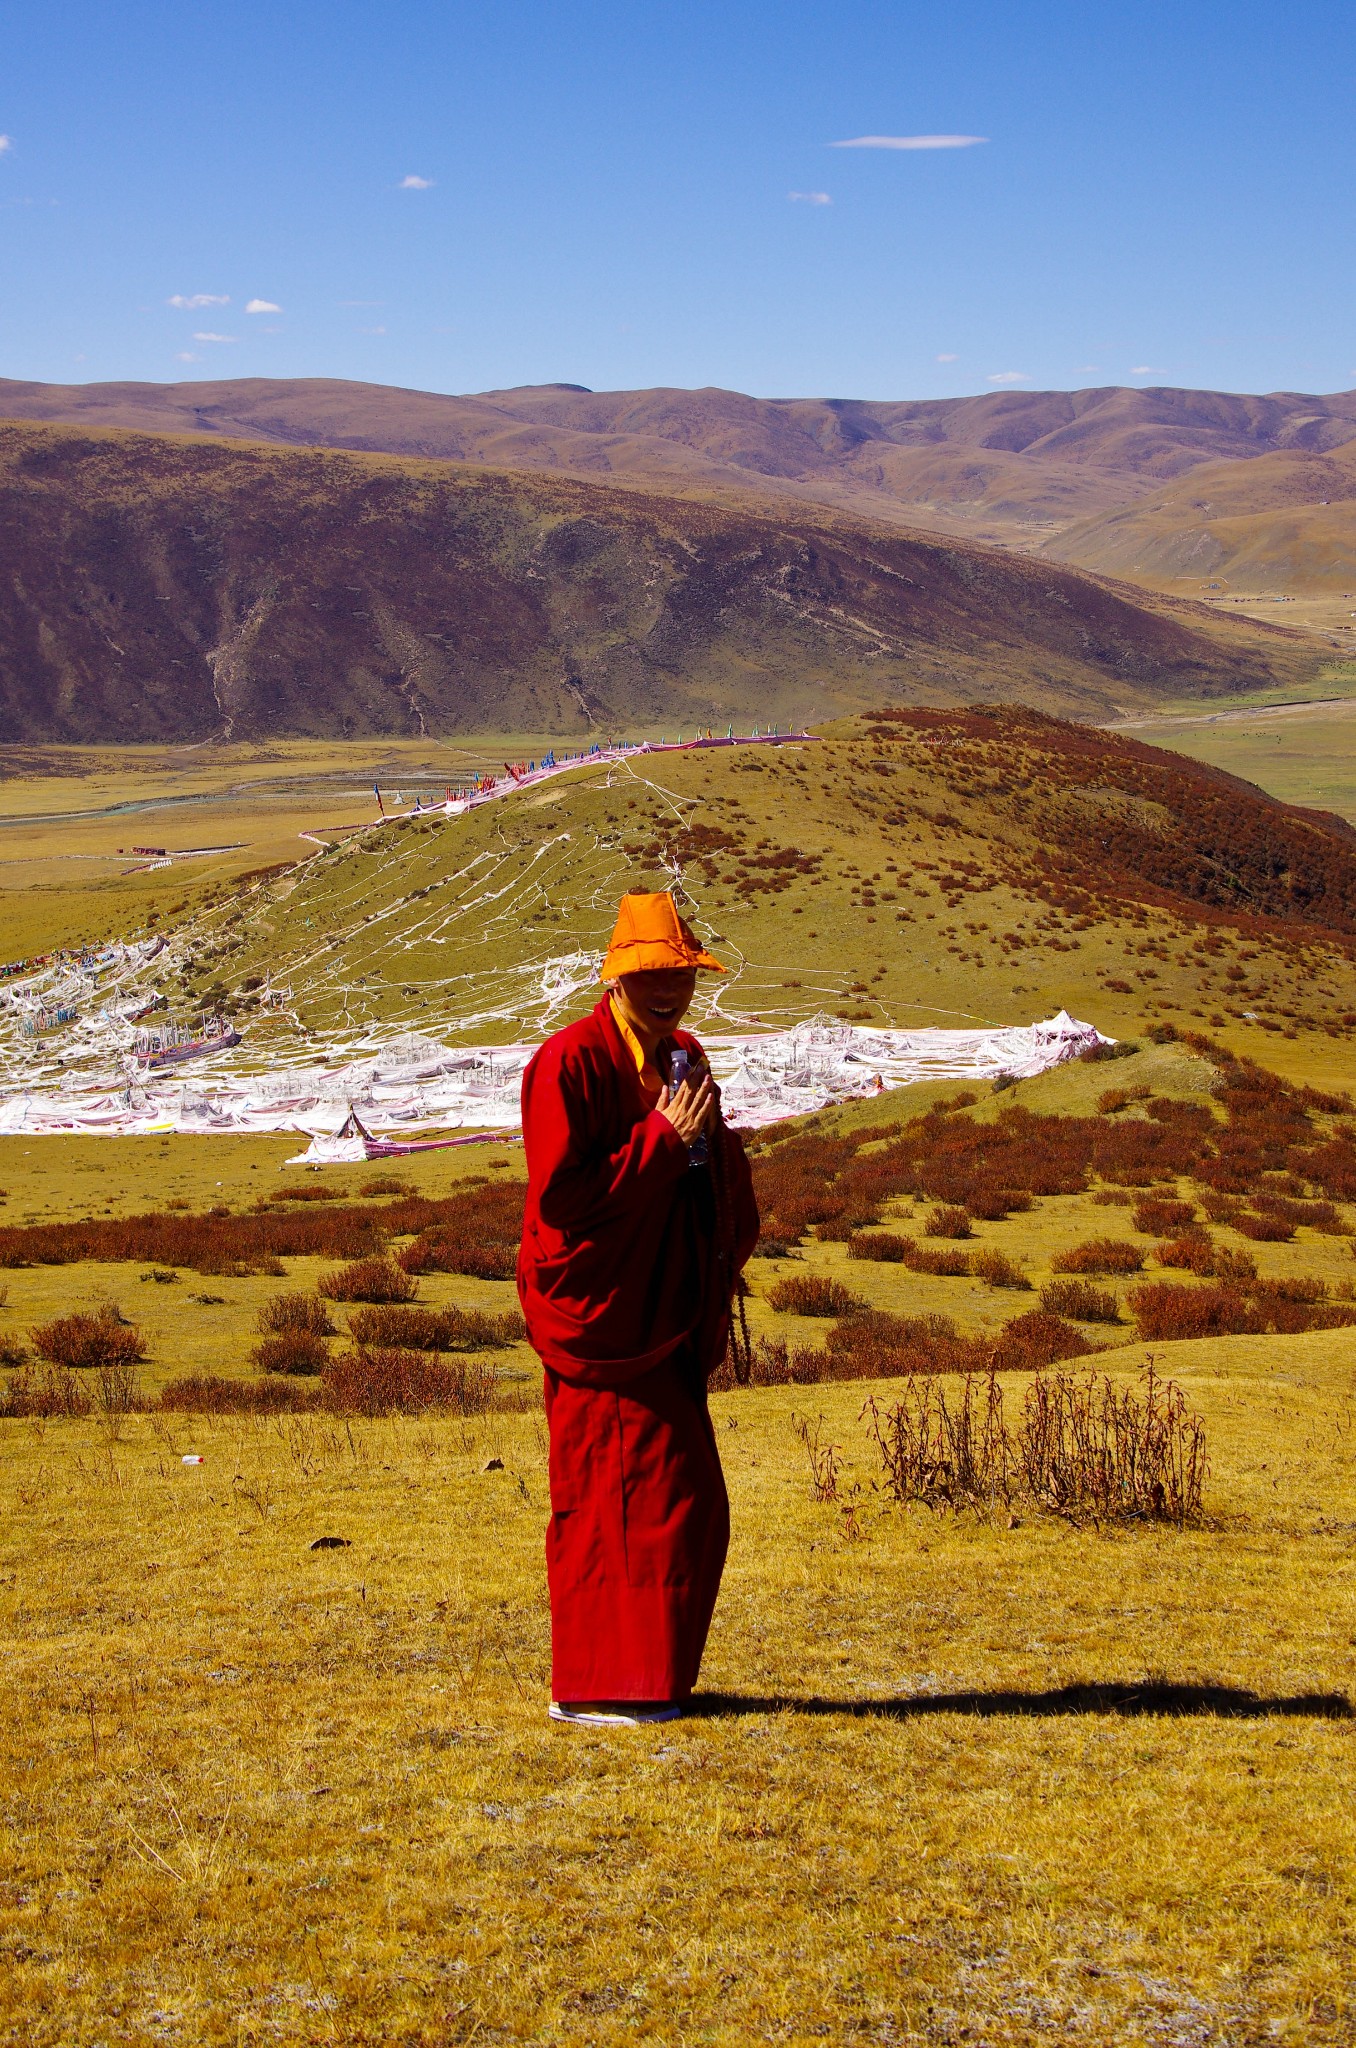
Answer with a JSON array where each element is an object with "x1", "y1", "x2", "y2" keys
[{"x1": 549, "y1": 1701, "x2": 683, "y2": 1727}]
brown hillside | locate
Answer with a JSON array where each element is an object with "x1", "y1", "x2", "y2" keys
[
  {"x1": 1046, "y1": 443, "x2": 1356, "y2": 593},
  {"x1": 4, "y1": 377, "x2": 1355, "y2": 559},
  {"x1": 0, "y1": 421, "x2": 1309, "y2": 745}
]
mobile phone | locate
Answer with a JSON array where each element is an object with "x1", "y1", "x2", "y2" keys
[{"x1": 668, "y1": 1048, "x2": 709, "y2": 1165}]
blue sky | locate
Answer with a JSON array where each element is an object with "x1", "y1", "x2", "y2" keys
[{"x1": 2, "y1": 0, "x2": 1352, "y2": 400}]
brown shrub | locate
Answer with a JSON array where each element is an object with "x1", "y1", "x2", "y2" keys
[
  {"x1": 360, "y1": 1176, "x2": 415, "y2": 1197},
  {"x1": 318, "y1": 1256, "x2": 418, "y2": 1304},
  {"x1": 924, "y1": 1205, "x2": 973, "y2": 1240},
  {"x1": 397, "y1": 1232, "x2": 517, "y2": 1280},
  {"x1": 1040, "y1": 1279, "x2": 1121, "y2": 1323},
  {"x1": 1234, "y1": 1211, "x2": 1295, "y2": 1243},
  {"x1": 1129, "y1": 1282, "x2": 1260, "y2": 1340},
  {"x1": 1132, "y1": 1197, "x2": 1197, "y2": 1236},
  {"x1": 31, "y1": 1306, "x2": 145, "y2": 1370},
  {"x1": 970, "y1": 1248, "x2": 1032, "y2": 1290},
  {"x1": 256, "y1": 1291, "x2": 335, "y2": 1336},
  {"x1": 1092, "y1": 1188, "x2": 1134, "y2": 1207},
  {"x1": 1154, "y1": 1234, "x2": 1218, "y2": 1276},
  {"x1": 0, "y1": 1332, "x2": 27, "y2": 1368},
  {"x1": 160, "y1": 1374, "x2": 322, "y2": 1414},
  {"x1": 346, "y1": 1303, "x2": 525, "y2": 1351},
  {"x1": 847, "y1": 1231, "x2": 912, "y2": 1262},
  {"x1": 866, "y1": 1361, "x2": 1207, "y2": 1524},
  {"x1": 1051, "y1": 1238, "x2": 1145, "y2": 1276},
  {"x1": 322, "y1": 1347, "x2": 493, "y2": 1417},
  {"x1": 902, "y1": 1243, "x2": 973, "y2": 1277},
  {"x1": 253, "y1": 1329, "x2": 330, "y2": 1376},
  {"x1": 0, "y1": 1361, "x2": 92, "y2": 1418},
  {"x1": 825, "y1": 1310, "x2": 988, "y2": 1378},
  {"x1": 267, "y1": 1185, "x2": 334, "y2": 1202},
  {"x1": 0, "y1": 1205, "x2": 381, "y2": 1275},
  {"x1": 990, "y1": 1311, "x2": 1100, "y2": 1370},
  {"x1": 966, "y1": 1187, "x2": 1033, "y2": 1221},
  {"x1": 766, "y1": 1275, "x2": 866, "y2": 1318}
]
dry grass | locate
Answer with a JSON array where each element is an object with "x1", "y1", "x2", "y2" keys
[{"x1": 4, "y1": 1326, "x2": 1356, "y2": 2043}]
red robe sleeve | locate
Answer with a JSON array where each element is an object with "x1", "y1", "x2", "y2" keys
[
  {"x1": 525, "y1": 1033, "x2": 689, "y2": 1240},
  {"x1": 517, "y1": 1008, "x2": 760, "y2": 1389}
]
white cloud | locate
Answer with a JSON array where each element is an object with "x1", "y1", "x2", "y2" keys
[
  {"x1": 175, "y1": 352, "x2": 200, "y2": 363},
  {"x1": 1129, "y1": 365, "x2": 1164, "y2": 375},
  {"x1": 987, "y1": 371, "x2": 1030, "y2": 385},
  {"x1": 788, "y1": 190, "x2": 832, "y2": 205},
  {"x1": 935, "y1": 352, "x2": 959, "y2": 362},
  {"x1": 830, "y1": 134, "x2": 987, "y2": 150},
  {"x1": 360, "y1": 324, "x2": 388, "y2": 335},
  {"x1": 400, "y1": 174, "x2": 434, "y2": 189},
  {"x1": 245, "y1": 297, "x2": 281, "y2": 315},
  {"x1": 168, "y1": 293, "x2": 229, "y2": 310},
  {"x1": 1077, "y1": 364, "x2": 1101, "y2": 373},
  {"x1": 193, "y1": 330, "x2": 235, "y2": 343},
  {"x1": 0, "y1": 136, "x2": 12, "y2": 155}
]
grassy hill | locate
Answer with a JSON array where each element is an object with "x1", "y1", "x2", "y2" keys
[
  {"x1": 1048, "y1": 442, "x2": 1356, "y2": 592},
  {"x1": 0, "y1": 420, "x2": 1314, "y2": 745},
  {"x1": 126, "y1": 706, "x2": 1356, "y2": 1086}
]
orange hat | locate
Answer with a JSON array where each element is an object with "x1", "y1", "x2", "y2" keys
[{"x1": 599, "y1": 891, "x2": 725, "y2": 980}]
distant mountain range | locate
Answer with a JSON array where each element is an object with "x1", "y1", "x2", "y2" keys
[
  {"x1": 0, "y1": 420, "x2": 1311, "y2": 744},
  {"x1": 3, "y1": 374, "x2": 1355, "y2": 590}
]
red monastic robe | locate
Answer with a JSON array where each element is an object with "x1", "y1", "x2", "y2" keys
[{"x1": 518, "y1": 995, "x2": 759, "y2": 1702}]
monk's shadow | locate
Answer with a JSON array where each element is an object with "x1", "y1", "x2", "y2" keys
[{"x1": 692, "y1": 1681, "x2": 1353, "y2": 1721}]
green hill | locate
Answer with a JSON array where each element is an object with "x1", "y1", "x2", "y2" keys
[{"x1": 139, "y1": 707, "x2": 1356, "y2": 1080}]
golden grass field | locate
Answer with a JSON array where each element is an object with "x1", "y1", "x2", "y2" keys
[{"x1": 5, "y1": 710, "x2": 1356, "y2": 2043}]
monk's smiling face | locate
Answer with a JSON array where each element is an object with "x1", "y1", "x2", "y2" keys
[{"x1": 613, "y1": 968, "x2": 699, "y2": 1053}]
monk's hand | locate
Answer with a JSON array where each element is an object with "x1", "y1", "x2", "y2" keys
[{"x1": 660, "y1": 1072, "x2": 715, "y2": 1144}]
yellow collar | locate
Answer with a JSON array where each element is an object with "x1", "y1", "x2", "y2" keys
[{"x1": 610, "y1": 993, "x2": 662, "y2": 1085}]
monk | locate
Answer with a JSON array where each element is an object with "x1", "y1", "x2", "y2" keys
[{"x1": 518, "y1": 890, "x2": 759, "y2": 1726}]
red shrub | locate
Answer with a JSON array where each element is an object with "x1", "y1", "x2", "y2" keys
[
  {"x1": 31, "y1": 1306, "x2": 145, "y2": 1370},
  {"x1": 766, "y1": 1276, "x2": 866, "y2": 1317},
  {"x1": 1040, "y1": 1280, "x2": 1121, "y2": 1323},
  {"x1": 318, "y1": 1257, "x2": 419, "y2": 1304},
  {"x1": 902, "y1": 1242, "x2": 973, "y2": 1277},
  {"x1": 1051, "y1": 1239, "x2": 1145, "y2": 1276},
  {"x1": 347, "y1": 1303, "x2": 524, "y2": 1351},
  {"x1": 0, "y1": 1362, "x2": 92, "y2": 1417},
  {"x1": 1155, "y1": 1235, "x2": 1218, "y2": 1276},
  {"x1": 990, "y1": 1311, "x2": 1100, "y2": 1371},
  {"x1": 970, "y1": 1248, "x2": 1032, "y2": 1290},
  {"x1": 159, "y1": 1374, "x2": 321, "y2": 1413},
  {"x1": 966, "y1": 1187, "x2": 1032, "y2": 1221},
  {"x1": 1129, "y1": 1282, "x2": 1260, "y2": 1341},
  {"x1": 257, "y1": 1292, "x2": 334, "y2": 1336},
  {"x1": 1233, "y1": 1212, "x2": 1295, "y2": 1243},
  {"x1": 322, "y1": 1347, "x2": 493, "y2": 1416},
  {"x1": 1132, "y1": 1197, "x2": 1197, "y2": 1236},
  {"x1": 825, "y1": 1310, "x2": 989, "y2": 1378},
  {"x1": 924, "y1": 1205, "x2": 973, "y2": 1240},
  {"x1": 397, "y1": 1232, "x2": 517, "y2": 1280},
  {"x1": 847, "y1": 1231, "x2": 912, "y2": 1263},
  {"x1": 253, "y1": 1329, "x2": 330, "y2": 1376}
]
